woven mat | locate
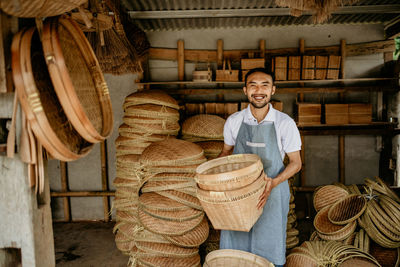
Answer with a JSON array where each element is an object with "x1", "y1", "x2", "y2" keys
[
  {"x1": 182, "y1": 114, "x2": 225, "y2": 139},
  {"x1": 123, "y1": 90, "x2": 179, "y2": 110}
]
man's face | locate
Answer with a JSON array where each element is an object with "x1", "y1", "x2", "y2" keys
[{"x1": 243, "y1": 72, "x2": 275, "y2": 109}]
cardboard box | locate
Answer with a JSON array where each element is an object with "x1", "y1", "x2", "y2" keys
[
  {"x1": 349, "y1": 104, "x2": 372, "y2": 124},
  {"x1": 325, "y1": 104, "x2": 349, "y2": 125},
  {"x1": 297, "y1": 103, "x2": 321, "y2": 125}
]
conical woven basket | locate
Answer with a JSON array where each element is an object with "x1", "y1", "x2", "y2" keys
[
  {"x1": 163, "y1": 217, "x2": 209, "y2": 248},
  {"x1": 197, "y1": 173, "x2": 266, "y2": 232},
  {"x1": 204, "y1": 249, "x2": 274, "y2": 267},
  {"x1": 313, "y1": 185, "x2": 349, "y2": 212},
  {"x1": 11, "y1": 27, "x2": 92, "y2": 161},
  {"x1": 124, "y1": 104, "x2": 179, "y2": 120},
  {"x1": 1, "y1": 0, "x2": 86, "y2": 17},
  {"x1": 328, "y1": 194, "x2": 367, "y2": 225},
  {"x1": 42, "y1": 16, "x2": 113, "y2": 143},
  {"x1": 196, "y1": 154, "x2": 263, "y2": 191},
  {"x1": 121, "y1": 120, "x2": 180, "y2": 135},
  {"x1": 123, "y1": 90, "x2": 179, "y2": 110},
  {"x1": 182, "y1": 114, "x2": 225, "y2": 139},
  {"x1": 195, "y1": 141, "x2": 224, "y2": 154}
]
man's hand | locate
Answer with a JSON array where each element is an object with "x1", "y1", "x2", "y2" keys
[{"x1": 257, "y1": 175, "x2": 273, "y2": 210}]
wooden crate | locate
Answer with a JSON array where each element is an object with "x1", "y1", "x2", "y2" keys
[
  {"x1": 288, "y1": 56, "x2": 301, "y2": 80},
  {"x1": 327, "y1": 55, "x2": 341, "y2": 79},
  {"x1": 297, "y1": 103, "x2": 321, "y2": 125},
  {"x1": 193, "y1": 70, "x2": 212, "y2": 82},
  {"x1": 349, "y1": 104, "x2": 372, "y2": 124},
  {"x1": 315, "y1": 56, "x2": 328, "y2": 80},
  {"x1": 325, "y1": 104, "x2": 349, "y2": 125},
  {"x1": 302, "y1": 56, "x2": 315, "y2": 80},
  {"x1": 241, "y1": 58, "x2": 265, "y2": 69},
  {"x1": 273, "y1": 56, "x2": 287, "y2": 81}
]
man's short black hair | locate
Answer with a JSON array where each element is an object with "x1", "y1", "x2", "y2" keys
[{"x1": 244, "y1": 68, "x2": 275, "y2": 85}]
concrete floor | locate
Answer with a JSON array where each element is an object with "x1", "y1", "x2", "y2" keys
[{"x1": 53, "y1": 222, "x2": 129, "y2": 267}]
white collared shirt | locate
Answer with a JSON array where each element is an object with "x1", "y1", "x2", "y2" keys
[{"x1": 223, "y1": 104, "x2": 302, "y2": 159}]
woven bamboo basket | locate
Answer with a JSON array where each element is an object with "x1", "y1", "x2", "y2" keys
[
  {"x1": 115, "y1": 145, "x2": 146, "y2": 156},
  {"x1": 195, "y1": 154, "x2": 263, "y2": 191},
  {"x1": 137, "y1": 254, "x2": 201, "y2": 267},
  {"x1": 328, "y1": 194, "x2": 367, "y2": 225},
  {"x1": 204, "y1": 249, "x2": 274, "y2": 267},
  {"x1": 42, "y1": 16, "x2": 113, "y2": 143},
  {"x1": 156, "y1": 190, "x2": 203, "y2": 210},
  {"x1": 1, "y1": 0, "x2": 86, "y2": 17},
  {"x1": 286, "y1": 252, "x2": 318, "y2": 267},
  {"x1": 369, "y1": 241, "x2": 400, "y2": 267},
  {"x1": 339, "y1": 258, "x2": 380, "y2": 267},
  {"x1": 365, "y1": 203, "x2": 400, "y2": 245},
  {"x1": 163, "y1": 217, "x2": 209, "y2": 248},
  {"x1": 197, "y1": 173, "x2": 266, "y2": 231},
  {"x1": 12, "y1": 27, "x2": 93, "y2": 161},
  {"x1": 141, "y1": 180, "x2": 196, "y2": 194},
  {"x1": 182, "y1": 114, "x2": 225, "y2": 139},
  {"x1": 196, "y1": 141, "x2": 224, "y2": 154},
  {"x1": 122, "y1": 120, "x2": 180, "y2": 135},
  {"x1": 124, "y1": 104, "x2": 179, "y2": 120},
  {"x1": 135, "y1": 241, "x2": 198, "y2": 258},
  {"x1": 124, "y1": 90, "x2": 179, "y2": 110},
  {"x1": 313, "y1": 185, "x2": 349, "y2": 212}
]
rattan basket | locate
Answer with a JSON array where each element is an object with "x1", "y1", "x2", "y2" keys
[
  {"x1": 163, "y1": 217, "x2": 209, "y2": 248},
  {"x1": 1, "y1": 0, "x2": 86, "y2": 17},
  {"x1": 156, "y1": 190, "x2": 203, "y2": 210},
  {"x1": 124, "y1": 104, "x2": 179, "y2": 120},
  {"x1": 123, "y1": 90, "x2": 179, "y2": 110},
  {"x1": 328, "y1": 194, "x2": 367, "y2": 225},
  {"x1": 196, "y1": 154, "x2": 263, "y2": 191},
  {"x1": 313, "y1": 185, "x2": 349, "y2": 212},
  {"x1": 135, "y1": 241, "x2": 198, "y2": 258},
  {"x1": 197, "y1": 173, "x2": 266, "y2": 231},
  {"x1": 137, "y1": 254, "x2": 201, "y2": 267},
  {"x1": 42, "y1": 16, "x2": 113, "y2": 143},
  {"x1": 182, "y1": 114, "x2": 225, "y2": 139},
  {"x1": 12, "y1": 27, "x2": 92, "y2": 161},
  {"x1": 204, "y1": 249, "x2": 274, "y2": 267},
  {"x1": 369, "y1": 241, "x2": 400, "y2": 267},
  {"x1": 141, "y1": 180, "x2": 196, "y2": 194}
]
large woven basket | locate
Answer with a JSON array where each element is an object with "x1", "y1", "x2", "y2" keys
[
  {"x1": 182, "y1": 114, "x2": 225, "y2": 139},
  {"x1": 124, "y1": 90, "x2": 179, "y2": 109},
  {"x1": 196, "y1": 154, "x2": 263, "y2": 191},
  {"x1": 137, "y1": 254, "x2": 201, "y2": 267},
  {"x1": 1, "y1": 0, "x2": 86, "y2": 17},
  {"x1": 135, "y1": 241, "x2": 198, "y2": 258},
  {"x1": 313, "y1": 185, "x2": 349, "y2": 212},
  {"x1": 42, "y1": 16, "x2": 113, "y2": 143},
  {"x1": 204, "y1": 249, "x2": 274, "y2": 267},
  {"x1": 163, "y1": 217, "x2": 209, "y2": 248},
  {"x1": 197, "y1": 173, "x2": 266, "y2": 232},
  {"x1": 328, "y1": 194, "x2": 367, "y2": 225},
  {"x1": 12, "y1": 27, "x2": 92, "y2": 161},
  {"x1": 124, "y1": 104, "x2": 179, "y2": 120}
]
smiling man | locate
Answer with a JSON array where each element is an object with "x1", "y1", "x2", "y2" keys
[{"x1": 218, "y1": 68, "x2": 302, "y2": 267}]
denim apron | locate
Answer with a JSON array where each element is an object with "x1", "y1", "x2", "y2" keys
[{"x1": 219, "y1": 119, "x2": 290, "y2": 266}]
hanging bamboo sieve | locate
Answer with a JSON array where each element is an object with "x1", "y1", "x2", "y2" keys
[
  {"x1": 1, "y1": 0, "x2": 86, "y2": 17},
  {"x1": 204, "y1": 249, "x2": 274, "y2": 267},
  {"x1": 42, "y1": 16, "x2": 113, "y2": 143},
  {"x1": 11, "y1": 27, "x2": 93, "y2": 161},
  {"x1": 313, "y1": 185, "x2": 349, "y2": 212},
  {"x1": 197, "y1": 173, "x2": 266, "y2": 232},
  {"x1": 328, "y1": 194, "x2": 367, "y2": 225},
  {"x1": 196, "y1": 154, "x2": 263, "y2": 191}
]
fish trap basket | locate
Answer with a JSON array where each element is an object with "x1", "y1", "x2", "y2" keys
[
  {"x1": 42, "y1": 16, "x2": 113, "y2": 143},
  {"x1": 182, "y1": 114, "x2": 225, "y2": 139},
  {"x1": 313, "y1": 185, "x2": 349, "y2": 212},
  {"x1": 328, "y1": 194, "x2": 367, "y2": 225},
  {"x1": 196, "y1": 173, "x2": 266, "y2": 232},
  {"x1": 123, "y1": 90, "x2": 179, "y2": 110},
  {"x1": 12, "y1": 27, "x2": 92, "y2": 161},
  {"x1": 196, "y1": 154, "x2": 263, "y2": 191},
  {"x1": 204, "y1": 249, "x2": 274, "y2": 267},
  {"x1": 1, "y1": 0, "x2": 86, "y2": 17}
]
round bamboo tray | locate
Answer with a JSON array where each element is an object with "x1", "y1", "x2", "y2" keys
[
  {"x1": 197, "y1": 173, "x2": 266, "y2": 232},
  {"x1": 12, "y1": 27, "x2": 92, "y2": 161},
  {"x1": 141, "y1": 180, "x2": 196, "y2": 193},
  {"x1": 313, "y1": 185, "x2": 349, "y2": 212},
  {"x1": 163, "y1": 217, "x2": 209, "y2": 248},
  {"x1": 204, "y1": 249, "x2": 274, "y2": 267},
  {"x1": 328, "y1": 194, "x2": 367, "y2": 225},
  {"x1": 156, "y1": 190, "x2": 203, "y2": 210},
  {"x1": 137, "y1": 254, "x2": 201, "y2": 267},
  {"x1": 135, "y1": 241, "x2": 198, "y2": 258},
  {"x1": 42, "y1": 16, "x2": 113, "y2": 143},
  {"x1": 195, "y1": 154, "x2": 263, "y2": 191},
  {"x1": 1, "y1": 0, "x2": 86, "y2": 17},
  {"x1": 123, "y1": 90, "x2": 179, "y2": 110},
  {"x1": 124, "y1": 104, "x2": 179, "y2": 120},
  {"x1": 182, "y1": 114, "x2": 225, "y2": 139}
]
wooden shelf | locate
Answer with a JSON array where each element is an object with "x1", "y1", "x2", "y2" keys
[{"x1": 298, "y1": 122, "x2": 395, "y2": 135}]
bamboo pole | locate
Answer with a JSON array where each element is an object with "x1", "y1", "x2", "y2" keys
[
  {"x1": 60, "y1": 161, "x2": 71, "y2": 222},
  {"x1": 178, "y1": 40, "x2": 185, "y2": 83},
  {"x1": 100, "y1": 141, "x2": 110, "y2": 222},
  {"x1": 51, "y1": 191, "x2": 115, "y2": 197}
]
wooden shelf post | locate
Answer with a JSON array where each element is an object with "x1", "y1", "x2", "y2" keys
[
  {"x1": 100, "y1": 141, "x2": 110, "y2": 222},
  {"x1": 177, "y1": 40, "x2": 185, "y2": 88},
  {"x1": 60, "y1": 161, "x2": 71, "y2": 222},
  {"x1": 339, "y1": 39, "x2": 346, "y2": 184}
]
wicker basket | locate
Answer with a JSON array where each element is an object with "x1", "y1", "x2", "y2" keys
[
  {"x1": 313, "y1": 185, "x2": 349, "y2": 212},
  {"x1": 182, "y1": 114, "x2": 225, "y2": 139},
  {"x1": 135, "y1": 241, "x2": 198, "y2": 258},
  {"x1": 124, "y1": 104, "x2": 179, "y2": 120},
  {"x1": 123, "y1": 90, "x2": 179, "y2": 110},
  {"x1": 204, "y1": 249, "x2": 274, "y2": 267},
  {"x1": 137, "y1": 254, "x2": 201, "y2": 267},
  {"x1": 1, "y1": 0, "x2": 86, "y2": 17},
  {"x1": 328, "y1": 194, "x2": 367, "y2": 225},
  {"x1": 42, "y1": 16, "x2": 113, "y2": 143},
  {"x1": 196, "y1": 154, "x2": 263, "y2": 191},
  {"x1": 12, "y1": 27, "x2": 92, "y2": 161},
  {"x1": 163, "y1": 217, "x2": 209, "y2": 248},
  {"x1": 197, "y1": 173, "x2": 266, "y2": 231}
]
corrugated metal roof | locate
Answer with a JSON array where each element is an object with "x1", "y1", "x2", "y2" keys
[{"x1": 122, "y1": 0, "x2": 400, "y2": 31}]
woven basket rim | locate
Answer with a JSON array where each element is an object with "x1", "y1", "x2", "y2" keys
[
  {"x1": 163, "y1": 217, "x2": 209, "y2": 248},
  {"x1": 314, "y1": 206, "x2": 355, "y2": 236},
  {"x1": 182, "y1": 114, "x2": 225, "y2": 139},
  {"x1": 327, "y1": 194, "x2": 367, "y2": 225},
  {"x1": 124, "y1": 90, "x2": 180, "y2": 110},
  {"x1": 313, "y1": 185, "x2": 349, "y2": 212},
  {"x1": 204, "y1": 249, "x2": 274, "y2": 266}
]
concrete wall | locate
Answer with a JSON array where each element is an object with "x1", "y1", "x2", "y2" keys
[{"x1": 49, "y1": 24, "x2": 386, "y2": 220}]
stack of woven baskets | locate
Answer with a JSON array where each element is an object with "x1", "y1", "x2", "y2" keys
[
  {"x1": 204, "y1": 249, "x2": 274, "y2": 267},
  {"x1": 286, "y1": 178, "x2": 300, "y2": 250},
  {"x1": 182, "y1": 114, "x2": 225, "y2": 160},
  {"x1": 113, "y1": 90, "x2": 180, "y2": 255},
  {"x1": 131, "y1": 138, "x2": 209, "y2": 266},
  {"x1": 196, "y1": 154, "x2": 266, "y2": 232}
]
